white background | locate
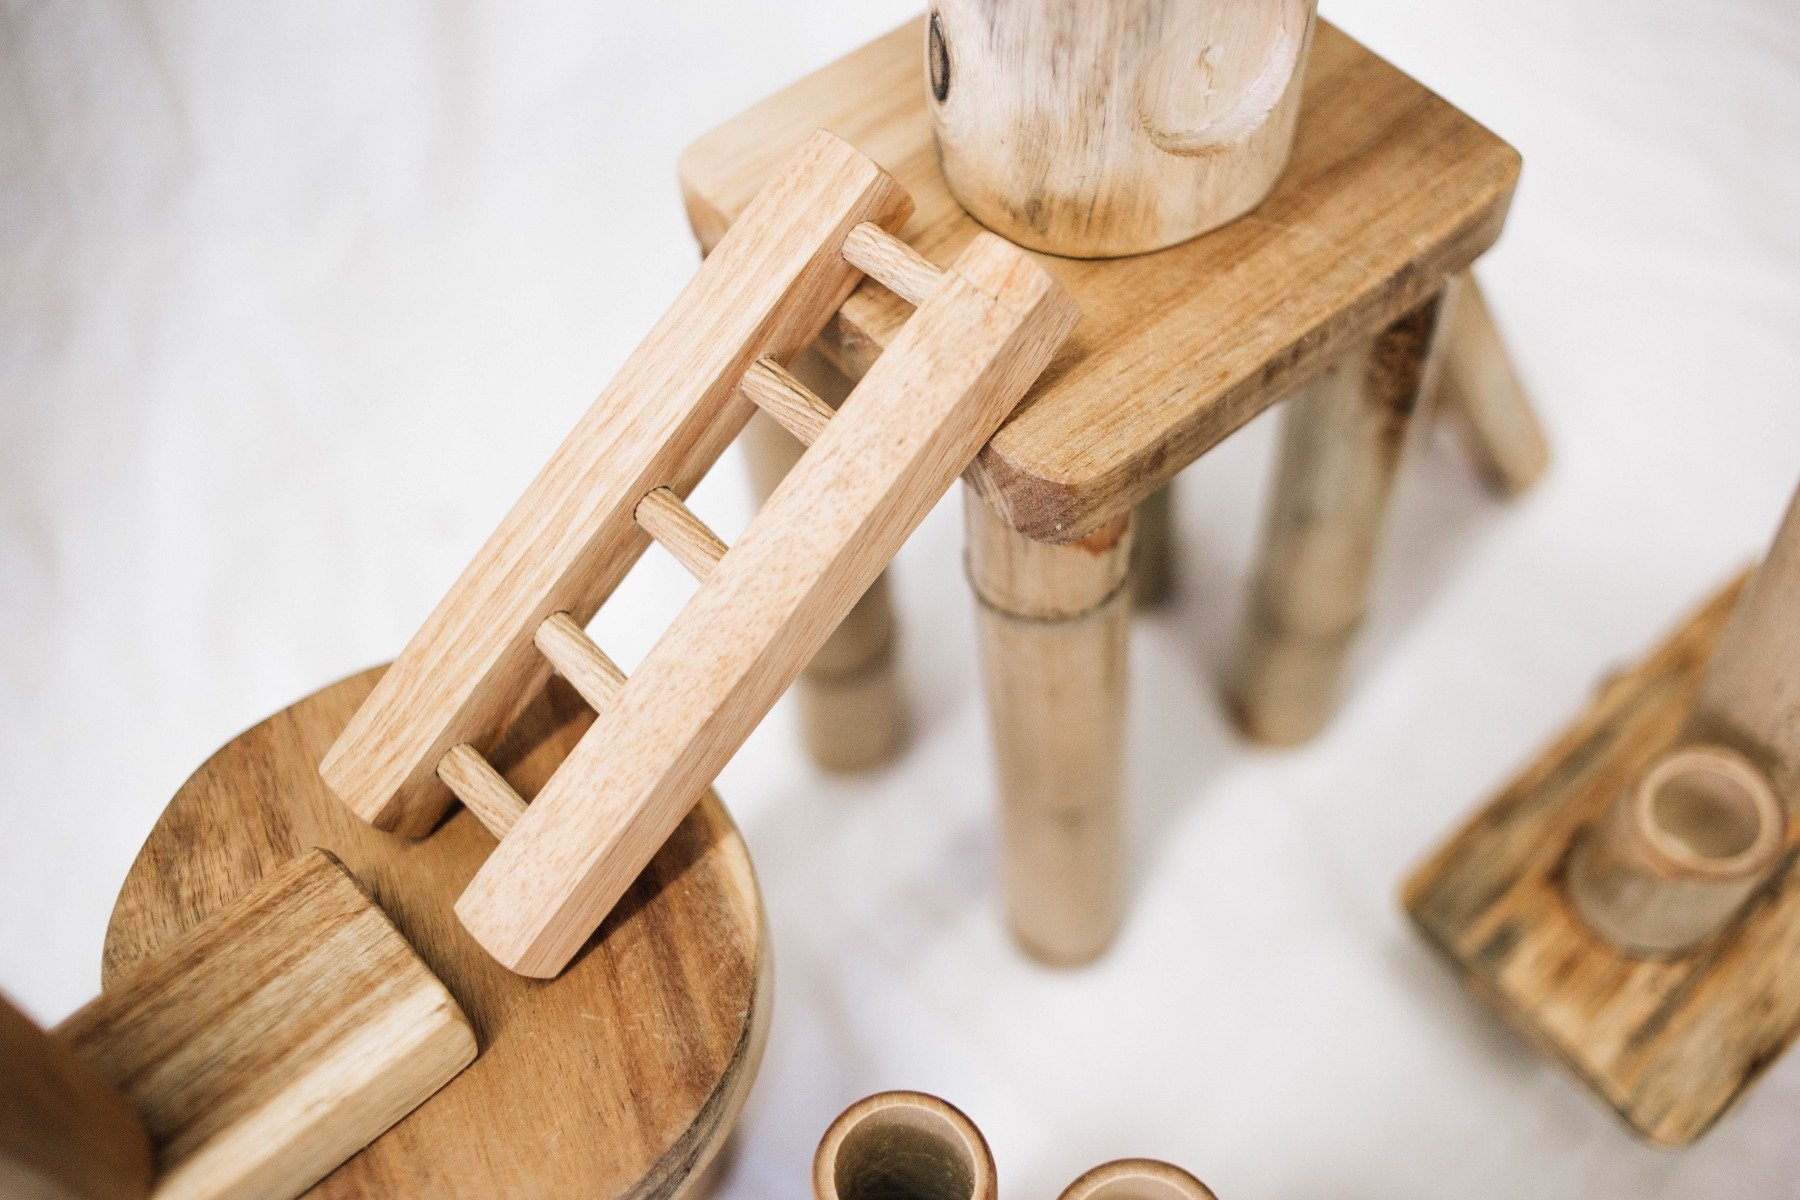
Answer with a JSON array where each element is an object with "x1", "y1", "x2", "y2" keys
[{"x1": 5, "y1": 1, "x2": 1800, "y2": 1196}]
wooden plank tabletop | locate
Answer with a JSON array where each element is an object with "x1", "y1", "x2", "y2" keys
[{"x1": 681, "y1": 19, "x2": 1520, "y2": 543}]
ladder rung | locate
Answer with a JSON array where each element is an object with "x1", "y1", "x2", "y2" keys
[
  {"x1": 741, "y1": 356, "x2": 835, "y2": 445},
  {"x1": 635, "y1": 487, "x2": 728, "y2": 583},
  {"x1": 535, "y1": 612, "x2": 627, "y2": 710},
  {"x1": 437, "y1": 743, "x2": 527, "y2": 838},
  {"x1": 842, "y1": 222, "x2": 943, "y2": 306}
]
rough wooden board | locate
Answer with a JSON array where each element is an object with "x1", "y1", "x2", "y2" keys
[
  {"x1": 1402, "y1": 574, "x2": 1800, "y2": 1147},
  {"x1": 103, "y1": 666, "x2": 769, "y2": 1199},
  {"x1": 680, "y1": 18, "x2": 1520, "y2": 543},
  {"x1": 63, "y1": 851, "x2": 475, "y2": 1200}
]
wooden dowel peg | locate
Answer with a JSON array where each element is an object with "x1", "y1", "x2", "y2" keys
[
  {"x1": 1230, "y1": 295, "x2": 1445, "y2": 745},
  {"x1": 1059, "y1": 1159, "x2": 1219, "y2": 1200},
  {"x1": 437, "y1": 743, "x2": 529, "y2": 838},
  {"x1": 1, "y1": 991, "x2": 154, "y2": 1200},
  {"x1": 966, "y1": 488, "x2": 1131, "y2": 966},
  {"x1": 841, "y1": 222, "x2": 943, "y2": 306},
  {"x1": 635, "y1": 486, "x2": 729, "y2": 583},
  {"x1": 741, "y1": 356, "x2": 835, "y2": 446},
  {"x1": 813, "y1": 1092, "x2": 996, "y2": 1200},
  {"x1": 1438, "y1": 270, "x2": 1550, "y2": 497},
  {"x1": 1568, "y1": 744, "x2": 1786, "y2": 957},
  {"x1": 535, "y1": 612, "x2": 628, "y2": 710}
]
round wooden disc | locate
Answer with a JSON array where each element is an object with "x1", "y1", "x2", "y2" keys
[{"x1": 101, "y1": 666, "x2": 769, "y2": 1198}]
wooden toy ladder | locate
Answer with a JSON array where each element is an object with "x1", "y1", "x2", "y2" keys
[{"x1": 320, "y1": 129, "x2": 1079, "y2": 977}]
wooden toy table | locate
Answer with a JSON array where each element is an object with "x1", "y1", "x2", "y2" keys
[{"x1": 681, "y1": 18, "x2": 1526, "y2": 965}]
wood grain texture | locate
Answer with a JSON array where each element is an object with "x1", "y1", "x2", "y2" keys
[
  {"x1": 966, "y1": 491, "x2": 1132, "y2": 966},
  {"x1": 813, "y1": 1092, "x2": 996, "y2": 1200},
  {"x1": 1230, "y1": 296, "x2": 1446, "y2": 745},
  {"x1": 321, "y1": 129, "x2": 913, "y2": 836},
  {"x1": 928, "y1": 0, "x2": 1316, "y2": 257},
  {"x1": 62, "y1": 851, "x2": 475, "y2": 1200},
  {"x1": 680, "y1": 18, "x2": 1520, "y2": 543},
  {"x1": 0, "y1": 992, "x2": 153, "y2": 1200},
  {"x1": 739, "y1": 349, "x2": 907, "y2": 773},
  {"x1": 458, "y1": 232, "x2": 1079, "y2": 977},
  {"x1": 104, "y1": 666, "x2": 769, "y2": 1197},
  {"x1": 1403, "y1": 575, "x2": 1800, "y2": 1146}
]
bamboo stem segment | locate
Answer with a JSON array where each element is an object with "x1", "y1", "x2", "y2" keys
[
  {"x1": 1437, "y1": 270, "x2": 1550, "y2": 496},
  {"x1": 813, "y1": 1092, "x2": 996, "y2": 1200},
  {"x1": 1230, "y1": 295, "x2": 1445, "y2": 744},
  {"x1": 966, "y1": 488, "x2": 1132, "y2": 966},
  {"x1": 1058, "y1": 1159, "x2": 1219, "y2": 1200},
  {"x1": 1569, "y1": 744, "x2": 1786, "y2": 956}
]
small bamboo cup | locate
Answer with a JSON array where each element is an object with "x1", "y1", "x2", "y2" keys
[
  {"x1": 813, "y1": 1092, "x2": 996, "y2": 1200},
  {"x1": 1058, "y1": 1159, "x2": 1219, "y2": 1200},
  {"x1": 1569, "y1": 744, "x2": 1787, "y2": 956}
]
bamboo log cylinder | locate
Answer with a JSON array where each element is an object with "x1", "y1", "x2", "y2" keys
[
  {"x1": 812, "y1": 1092, "x2": 996, "y2": 1200},
  {"x1": 1058, "y1": 1159, "x2": 1219, "y2": 1200},
  {"x1": 966, "y1": 488, "x2": 1132, "y2": 966},
  {"x1": 1438, "y1": 270, "x2": 1550, "y2": 496},
  {"x1": 1569, "y1": 745, "x2": 1786, "y2": 956},
  {"x1": 0, "y1": 992, "x2": 154, "y2": 1200},
  {"x1": 1230, "y1": 296, "x2": 1445, "y2": 745},
  {"x1": 928, "y1": 0, "x2": 1318, "y2": 257},
  {"x1": 740, "y1": 347, "x2": 907, "y2": 772}
]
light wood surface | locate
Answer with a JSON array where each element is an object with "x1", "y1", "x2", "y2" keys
[
  {"x1": 928, "y1": 0, "x2": 1315, "y2": 257},
  {"x1": 1404, "y1": 576, "x2": 1800, "y2": 1145},
  {"x1": 1689, "y1": 481, "x2": 1800, "y2": 794},
  {"x1": 1568, "y1": 744, "x2": 1785, "y2": 956},
  {"x1": 739, "y1": 349, "x2": 907, "y2": 772},
  {"x1": 966, "y1": 492, "x2": 1132, "y2": 965},
  {"x1": 813, "y1": 1092, "x2": 996, "y2": 1200},
  {"x1": 62, "y1": 852, "x2": 474, "y2": 1200},
  {"x1": 680, "y1": 18, "x2": 1520, "y2": 544},
  {"x1": 321, "y1": 129, "x2": 913, "y2": 837},
  {"x1": 459, "y1": 230, "x2": 1077, "y2": 977},
  {"x1": 1057, "y1": 1159, "x2": 1218, "y2": 1200},
  {"x1": 1, "y1": 993, "x2": 153, "y2": 1200},
  {"x1": 105, "y1": 666, "x2": 770, "y2": 1197},
  {"x1": 1438, "y1": 270, "x2": 1550, "y2": 496},
  {"x1": 1230, "y1": 296, "x2": 1447, "y2": 744}
]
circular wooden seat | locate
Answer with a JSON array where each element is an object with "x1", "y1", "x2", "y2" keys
[{"x1": 101, "y1": 666, "x2": 768, "y2": 1198}]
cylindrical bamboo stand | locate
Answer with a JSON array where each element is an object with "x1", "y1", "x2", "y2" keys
[
  {"x1": 813, "y1": 1092, "x2": 996, "y2": 1200},
  {"x1": 966, "y1": 489, "x2": 1132, "y2": 966},
  {"x1": 740, "y1": 348, "x2": 907, "y2": 772},
  {"x1": 928, "y1": 0, "x2": 1317, "y2": 258},
  {"x1": 1058, "y1": 1159, "x2": 1218, "y2": 1200},
  {"x1": 1569, "y1": 744, "x2": 1786, "y2": 956}
]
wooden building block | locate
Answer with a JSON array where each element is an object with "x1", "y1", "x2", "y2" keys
[
  {"x1": 1403, "y1": 576, "x2": 1800, "y2": 1146},
  {"x1": 320, "y1": 129, "x2": 913, "y2": 838},
  {"x1": 457, "y1": 230, "x2": 1078, "y2": 977},
  {"x1": 1, "y1": 992, "x2": 153, "y2": 1200},
  {"x1": 60, "y1": 850, "x2": 475, "y2": 1200},
  {"x1": 107, "y1": 666, "x2": 769, "y2": 1198}
]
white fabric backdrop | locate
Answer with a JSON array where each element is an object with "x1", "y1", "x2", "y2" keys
[{"x1": 5, "y1": 1, "x2": 1800, "y2": 1195}]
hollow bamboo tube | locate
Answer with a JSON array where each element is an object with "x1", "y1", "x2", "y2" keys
[
  {"x1": 928, "y1": 0, "x2": 1318, "y2": 257},
  {"x1": 1230, "y1": 295, "x2": 1445, "y2": 745},
  {"x1": 1436, "y1": 270, "x2": 1550, "y2": 496},
  {"x1": 1569, "y1": 744, "x2": 1786, "y2": 957},
  {"x1": 965, "y1": 488, "x2": 1132, "y2": 966},
  {"x1": 739, "y1": 347, "x2": 906, "y2": 771},
  {"x1": 813, "y1": 1092, "x2": 996, "y2": 1200},
  {"x1": 1059, "y1": 1159, "x2": 1219, "y2": 1200}
]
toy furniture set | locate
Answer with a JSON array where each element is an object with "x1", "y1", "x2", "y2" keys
[{"x1": 2, "y1": 3, "x2": 1791, "y2": 1196}]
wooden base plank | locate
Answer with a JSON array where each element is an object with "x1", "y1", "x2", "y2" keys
[
  {"x1": 102, "y1": 666, "x2": 769, "y2": 1198},
  {"x1": 1403, "y1": 573, "x2": 1800, "y2": 1146}
]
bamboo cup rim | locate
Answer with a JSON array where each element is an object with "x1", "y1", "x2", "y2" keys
[
  {"x1": 813, "y1": 1091, "x2": 996, "y2": 1200},
  {"x1": 1628, "y1": 745, "x2": 1785, "y2": 881},
  {"x1": 1058, "y1": 1158, "x2": 1219, "y2": 1200}
]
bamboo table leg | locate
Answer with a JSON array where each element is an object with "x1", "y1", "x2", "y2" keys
[
  {"x1": 1439, "y1": 269, "x2": 1550, "y2": 496},
  {"x1": 740, "y1": 347, "x2": 907, "y2": 772},
  {"x1": 1230, "y1": 294, "x2": 1447, "y2": 745},
  {"x1": 965, "y1": 487, "x2": 1133, "y2": 966},
  {"x1": 1131, "y1": 482, "x2": 1177, "y2": 610}
]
